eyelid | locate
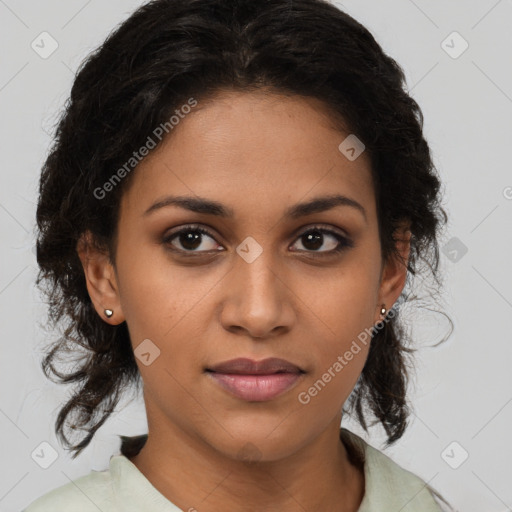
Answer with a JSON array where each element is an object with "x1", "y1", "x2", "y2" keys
[{"x1": 290, "y1": 223, "x2": 349, "y2": 241}]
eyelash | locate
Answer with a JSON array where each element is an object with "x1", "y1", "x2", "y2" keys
[{"x1": 162, "y1": 224, "x2": 354, "y2": 257}]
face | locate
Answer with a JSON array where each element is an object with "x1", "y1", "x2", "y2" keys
[{"x1": 78, "y1": 90, "x2": 409, "y2": 462}]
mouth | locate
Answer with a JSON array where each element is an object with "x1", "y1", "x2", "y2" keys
[
  {"x1": 205, "y1": 357, "x2": 305, "y2": 375},
  {"x1": 205, "y1": 357, "x2": 306, "y2": 402}
]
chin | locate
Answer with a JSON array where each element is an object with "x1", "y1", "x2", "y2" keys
[{"x1": 205, "y1": 421, "x2": 308, "y2": 464}]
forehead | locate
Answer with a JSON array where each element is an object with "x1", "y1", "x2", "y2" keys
[{"x1": 119, "y1": 90, "x2": 375, "y2": 223}]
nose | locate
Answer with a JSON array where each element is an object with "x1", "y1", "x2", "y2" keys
[{"x1": 219, "y1": 248, "x2": 295, "y2": 339}]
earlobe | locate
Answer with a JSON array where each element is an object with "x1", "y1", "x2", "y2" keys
[{"x1": 76, "y1": 231, "x2": 125, "y2": 325}]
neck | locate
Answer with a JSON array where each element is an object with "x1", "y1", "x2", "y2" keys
[{"x1": 128, "y1": 417, "x2": 364, "y2": 512}]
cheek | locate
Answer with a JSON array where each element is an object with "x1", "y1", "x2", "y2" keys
[
  {"x1": 297, "y1": 326, "x2": 371, "y2": 418},
  {"x1": 305, "y1": 266, "x2": 378, "y2": 346},
  {"x1": 117, "y1": 265, "x2": 220, "y2": 403},
  {"x1": 296, "y1": 264, "x2": 376, "y2": 406},
  {"x1": 116, "y1": 243, "x2": 212, "y2": 341}
]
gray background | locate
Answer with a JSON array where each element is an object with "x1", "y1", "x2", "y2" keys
[{"x1": 1, "y1": 0, "x2": 511, "y2": 510}]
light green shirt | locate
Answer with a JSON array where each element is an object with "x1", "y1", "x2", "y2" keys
[{"x1": 23, "y1": 428, "x2": 448, "y2": 511}]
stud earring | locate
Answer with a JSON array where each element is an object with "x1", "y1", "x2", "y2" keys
[
  {"x1": 104, "y1": 309, "x2": 114, "y2": 318},
  {"x1": 380, "y1": 304, "x2": 386, "y2": 317}
]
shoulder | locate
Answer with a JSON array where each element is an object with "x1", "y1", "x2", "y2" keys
[
  {"x1": 362, "y1": 442, "x2": 446, "y2": 511},
  {"x1": 23, "y1": 452, "x2": 184, "y2": 512},
  {"x1": 341, "y1": 428, "x2": 451, "y2": 512},
  {"x1": 22, "y1": 466, "x2": 114, "y2": 512}
]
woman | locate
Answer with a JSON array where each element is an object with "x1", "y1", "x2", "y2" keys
[{"x1": 24, "y1": 0, "x2": 453, "y2": 510}]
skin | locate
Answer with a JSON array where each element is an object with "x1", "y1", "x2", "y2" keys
[{"x1": 77, "y1": 89, "x2": 411, "y2": 512}]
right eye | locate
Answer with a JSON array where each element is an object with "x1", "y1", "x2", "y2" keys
[{"x1": 162, "y1": 225, "x2": 224, "y2": 253}]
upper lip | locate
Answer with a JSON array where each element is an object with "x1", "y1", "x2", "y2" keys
[{"x1": 206, "y1": 357, "x2": 305, "y2": 375}]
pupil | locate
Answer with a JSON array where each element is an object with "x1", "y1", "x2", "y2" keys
[
  {"x1": 304, "y1": 231, "x2": 322, "y2": 250},
  {"x1": 181, "y1": 232, "x2": 201, "y2": 250}
]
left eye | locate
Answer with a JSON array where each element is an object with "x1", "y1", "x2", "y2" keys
[
  {"x1": 289, "y1": 227, "x2": 351, "y2": 253},
  {"x1": 163, "y1": 225, "x2": 352, "y2": 254}
]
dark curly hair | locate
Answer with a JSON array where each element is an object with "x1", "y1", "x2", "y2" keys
[{"x1": 35, "y1": 0, "x2": 451, "y2": 460}]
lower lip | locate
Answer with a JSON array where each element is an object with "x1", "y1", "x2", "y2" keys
[{"x1": 206, "y1": 371, "x2": 304, "y2": 401}]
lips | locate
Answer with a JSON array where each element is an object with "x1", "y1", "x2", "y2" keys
[
  {"x1": 205, "y1": 357, "x2": 305, "y2": 401},
  {"x1": 206, "y1": 357, "x2": 304, "y2": 375}
]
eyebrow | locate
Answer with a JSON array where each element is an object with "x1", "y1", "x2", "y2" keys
[{"x1": 143, "y1": 194, "x2": 367, "y2": 222}]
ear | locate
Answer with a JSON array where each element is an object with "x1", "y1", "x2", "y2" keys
[
  {"x1": 76, "y1": 230, "x2": 125, "y2": 325},
  {"x1": 375, "y1": 220, "x2": 411, "y2": 323}
]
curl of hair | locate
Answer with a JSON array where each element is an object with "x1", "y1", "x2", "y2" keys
[{"x1": 35, "y1": 0, "x2": 451, "y2": 459}]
